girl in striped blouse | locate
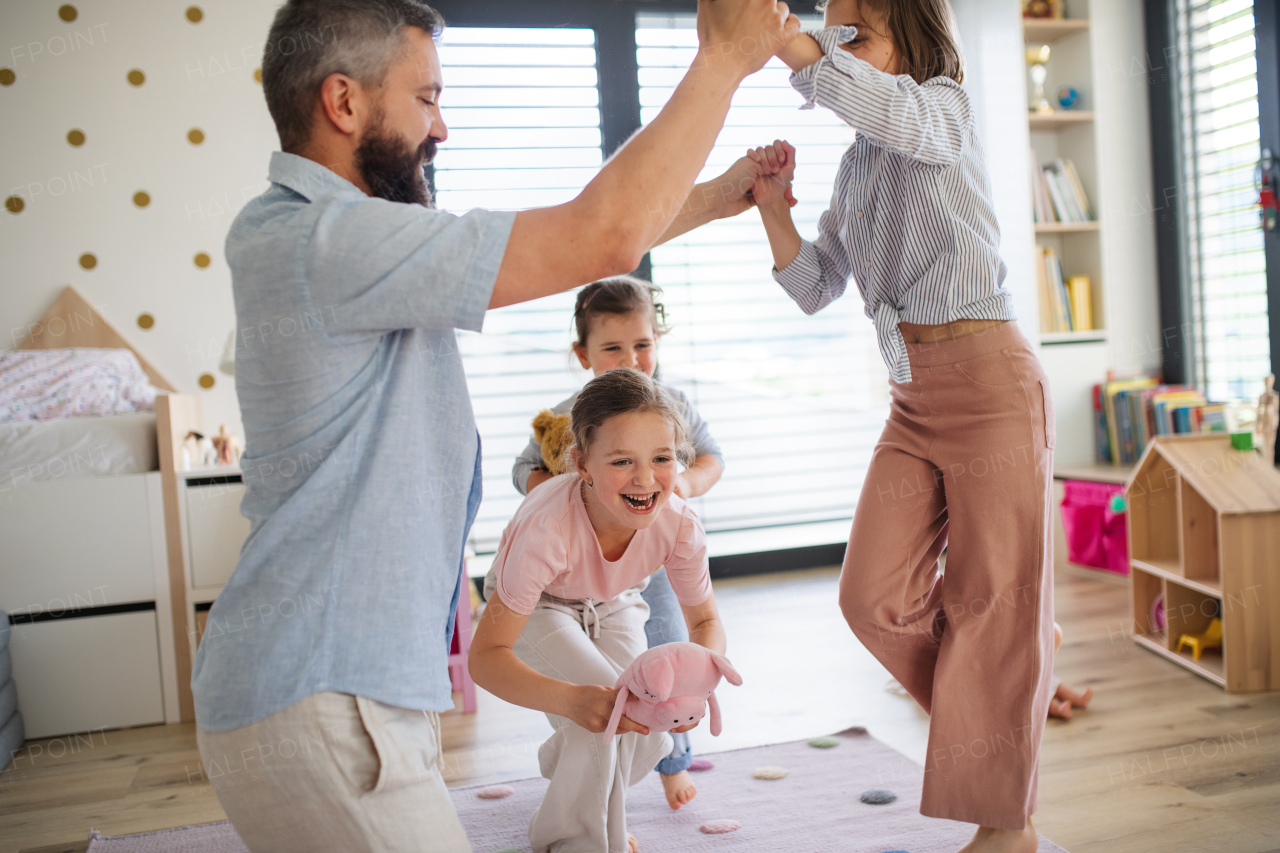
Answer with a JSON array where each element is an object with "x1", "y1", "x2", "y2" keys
[{"x1": 751, "y1": 3, "x2": 1055, "y2": 852}]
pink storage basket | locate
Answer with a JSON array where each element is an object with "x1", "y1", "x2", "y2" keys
[{"x1": 1059, "y1": 479, "x2": 1129, "y2": 574}]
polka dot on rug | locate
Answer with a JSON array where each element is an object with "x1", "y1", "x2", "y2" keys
[
  {"x1": 700, "y1": 820, "x2": 741, "y2": 834},
  {"x1": 752, "y1": 766, "x2": 788, "y2": 780},
  {"x1": 476, "y1": 785, "x2": 515, "y2": 799},
  {"x1": 493, "y1": 848, "x2": 523, "y2": 853},
  {"x1": 860, "y1": 788, "x2": 898, "y2": 805},
  {"x1": 688, "y1": 758, "x2": 714, "y2": 772},
  {"x1": 808, "y1": 736, "x2": 840, "y2": 749}
]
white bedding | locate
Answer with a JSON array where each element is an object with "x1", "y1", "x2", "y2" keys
[
  {"x1": 0, "y1": 349, "x2": 156, "y2": 423},
  {"x1": 0, "y1": 412, "x2": 158, "y2": 485}
]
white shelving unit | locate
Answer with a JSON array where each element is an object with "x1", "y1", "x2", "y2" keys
[{"x1": 1024, "y1": 0, "x2": 1163, "y2": 466}]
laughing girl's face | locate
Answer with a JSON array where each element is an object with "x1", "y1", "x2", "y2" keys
[{"x1": 575, "y1": 411, "x2": 678, "y2": 536}]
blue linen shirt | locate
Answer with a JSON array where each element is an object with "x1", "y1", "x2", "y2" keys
[
  {"x1": 774, "y1": 26, "x2": 1015, "y2": 383},
  {"x1": 191, "y1": 152, "x2": 515, "y2": 732}
]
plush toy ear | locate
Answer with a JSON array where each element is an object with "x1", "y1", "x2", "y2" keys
[
  {"x1": 707, "y1": 691, "x2": 722, "y2": 737},
  {"x1": 640, "y1": 655, "x2": 677, "y2": 702},
  {"x1": 532, "y1": 410, "x2": 574, "y2": 475},
  {"x1": 602, "y1": 685, "x2": 631, "y2": 745},
  {"x1": 711, "y1": 652, "x2": 742, "y2": 687}
]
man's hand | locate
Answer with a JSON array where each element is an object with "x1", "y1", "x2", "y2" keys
[
  {"x1": 566, "y1": 684, "x2": 649, "y2": 735},
  {"x1": 747, "y1": 139, "x2": 797, "y2": 211},
  {"x1": 697, "y1": 0, "x2": 800, "y2": 79}
]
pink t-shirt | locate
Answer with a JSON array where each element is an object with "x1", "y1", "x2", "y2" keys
[{"x1": 490, "y1": 474, "x2": 712, "y2": 615}]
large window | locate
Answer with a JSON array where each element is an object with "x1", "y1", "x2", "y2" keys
[
  {"x1": 433, "y1": 10, "x2": 885, "y2": 555},
  {"x1": 1172, "y1": 0, "x2": 1270, "y2": 400}
]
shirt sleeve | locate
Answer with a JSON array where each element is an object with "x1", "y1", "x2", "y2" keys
[
  {"x1": 791, "y1": 26, "x2": 968, "y2": 167},
  {"x1": 664, "y1": 507, "x2": 712, "y2": 608},
  {"x1": 670, "y1": 388, "x2": 724, "y2": 472},
  {"x1": 304, "y1": 197, "x2": 516, "y2": 334},
  {"x1": 773, "y1": 182, "x2": 853, "y2": 315},
  {"x1": 491, "y1": 511, "x2": 568, "y2": 615},
  {"x1": 511, "y1": 435, "x2": 545, "y2": 496}
]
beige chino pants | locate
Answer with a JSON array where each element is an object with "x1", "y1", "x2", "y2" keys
[
  {"x1": 513, "y1": 585, "x2": 673, "y2": 853},
  {"x1": 197, "y1": 691, "x2": 470, "y2": 853},
  {"x1": 840, "y1": 321, "x2": 1056, "y2": 831}
]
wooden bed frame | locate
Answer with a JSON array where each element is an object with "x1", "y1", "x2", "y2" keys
[{"x1": 19, "y1": 287, "x2": 205, "y2": 721}]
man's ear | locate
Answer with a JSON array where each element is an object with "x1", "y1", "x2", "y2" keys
[{"x1": 318, "y1": 72, "x2": 362, "y2": 136}]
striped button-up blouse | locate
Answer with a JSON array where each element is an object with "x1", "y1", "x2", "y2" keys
[{"x1": 773, "y1": 26, "x2": 1015, "y2": 383}]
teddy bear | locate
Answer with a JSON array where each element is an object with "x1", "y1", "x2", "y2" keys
[
  {"x1": 532, "y1": 410, "x2": 575, "y2": 475},
  {"x1": 603, "y1": 642, "x2": 742, "y2": 743}
]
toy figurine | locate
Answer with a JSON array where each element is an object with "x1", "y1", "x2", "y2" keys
[
  {"x1": 1177, "y1": 617, "x2": 1223, "y2": 661},
  {"x1": 1257, "y1": 374, "x2": 1278, "y2": 464}
]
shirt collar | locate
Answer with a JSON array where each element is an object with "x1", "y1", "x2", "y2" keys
[{"x1": 267, "y1": 151, "x2": 364, "y2": 202}]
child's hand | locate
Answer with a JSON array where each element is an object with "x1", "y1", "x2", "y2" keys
[
  {"x1": 747, "y1": 140, "x2": 798, "y2": 212},
  {"x1": 566, "y1": 684, "x2": 650, "y2": 735}
]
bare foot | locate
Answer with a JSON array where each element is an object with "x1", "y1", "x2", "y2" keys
[
  {"x1": 660, "y1": 770, "x2": 697, "y2": 809},
  {"x1": 957, "y1": 818, "x2": 1038, "y2": 853},
  {"x1": 1048, "y1": 696, "x2": 1073, "y2": 720},
  {"x1": 1057, "y1": 684, "x2": 1092, "y2": 709},
  {"x1": 628, "y1": 833, "x2": 638, "y2": 853}
]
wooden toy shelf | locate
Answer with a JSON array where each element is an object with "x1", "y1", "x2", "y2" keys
[{"x1": 1126, "y1": 434, "x2": 1280, "y2": 692}]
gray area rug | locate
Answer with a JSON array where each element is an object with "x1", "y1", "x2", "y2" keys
[{"x1": 87, "y1": 727, "x2": 1069, "y2": 852}]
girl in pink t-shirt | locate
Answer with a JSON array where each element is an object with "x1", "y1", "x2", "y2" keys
[{"x1": 470, "y1": 368, "x2": 725, "y2": 853}]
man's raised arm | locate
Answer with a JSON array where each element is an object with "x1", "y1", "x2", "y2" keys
[{"x1": 489, "y1": 0, "x2": 798, "y2": 310}]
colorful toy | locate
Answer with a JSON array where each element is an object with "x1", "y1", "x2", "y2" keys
[
  {"x1": 1177, "y1": 617, "x2": 1223, "y2": 660},
  {"x1": 602, "y1": 642, "x2": 741, "y2": 743},
  {"x1": 1057, "y1": 85, "x2": 1079, "y2": 109}
]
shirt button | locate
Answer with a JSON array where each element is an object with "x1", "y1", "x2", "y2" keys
[
  {"x1": 864, "y1": 260, "x2": 871, "y2": 268},
  {"x1": 856, "y1": 210, "x2": 864, "y2": 219}
]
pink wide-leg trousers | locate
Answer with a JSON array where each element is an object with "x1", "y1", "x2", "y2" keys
[{"x1": 841, "y1": 321, "x2": 1056, "y2": 830}]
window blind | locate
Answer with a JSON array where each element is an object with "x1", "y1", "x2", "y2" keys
[
  {"x1": 1172, "y1": 0, "x2": 1269, "y2": 400},
  {"x1": 436, "y1": 20, "x2": 886, "y2": 554},
  {"x1": 637, "y1": 13, "x2": 887, "y2": 536}
]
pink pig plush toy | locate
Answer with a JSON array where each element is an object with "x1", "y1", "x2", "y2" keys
[{"x1": 603, "y1": 642, "x2": 742, "y2": 743}]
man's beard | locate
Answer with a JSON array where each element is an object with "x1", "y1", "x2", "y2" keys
[{"x1": 354, "y1": 114, "x2": 437, "y2": 208}]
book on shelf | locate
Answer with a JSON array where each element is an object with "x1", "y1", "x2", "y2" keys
[
  {"x1": 1030, "y1": 155, "x2": 1094, "y2": 224},
  {"x1": 1091, "y1": 380, "x2": 1225, "y2": 464},
  {"x1": 1035, "y1": 247, "x2": 1092, "y2": 332}
]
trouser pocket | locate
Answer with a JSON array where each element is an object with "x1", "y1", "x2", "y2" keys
[{"x1": 355, "y1": 695, "x2": 441, "y2": 796}]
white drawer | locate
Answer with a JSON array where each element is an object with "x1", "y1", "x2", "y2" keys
[
  {"x1": 9, "y1": 610, "x2": 165, "y2": 739},
  {"x1": 0, "y1": 474, "x2": 158, "y2": 612},
  {"x1": 186, "y1": 481, "x2": 251, "y2": 589}
]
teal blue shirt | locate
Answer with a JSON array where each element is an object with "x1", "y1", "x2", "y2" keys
[{"x1": 192, "y1": 153, "x2": 515, "y2": 731}]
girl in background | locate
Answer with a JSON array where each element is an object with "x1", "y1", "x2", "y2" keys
[
  {"x1": 750, "y1": 2, "x2": 1054, "y2": 851},
  {"x1": 472, "y1": 368, "x2": 725, "y2": 853},
  {"x1": 511, "y1": 277, "x2": 722, "y2": 811}
]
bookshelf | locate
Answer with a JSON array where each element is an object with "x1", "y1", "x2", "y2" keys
[{"x1": 1021, "y1": 0, "x2": 1163, "y2": 468}]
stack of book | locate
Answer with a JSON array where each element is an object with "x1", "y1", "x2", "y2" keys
[
  {"x1": 1036, "y1": 247, "x2": 1091, "y2": 332},
  {"x1": 1092, "y1": 378, "x2": 1227, "y2": 464},
  {"x1": 1030, "y1": 155, "x2": 1093, "y2": 223}
]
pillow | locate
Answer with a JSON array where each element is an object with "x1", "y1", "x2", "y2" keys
[{"x1": 0, "y1": 349, "x2": 158, "y2": 422}]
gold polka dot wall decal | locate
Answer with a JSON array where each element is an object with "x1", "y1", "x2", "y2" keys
[
  {"x1": 58, "y1": 5, "x2": 77, "y2": 22},
  {"x1": 253, "y1": 68, "x2": 262, "y2": 84},
  {"x1": 67, "y1": 129, "x2": 85, "y2": 146},
  {"x1": 194, "y1": 252, "x2": 211, "y2": 268},
  {"x1": 127, "y1": 69, "x2": 145, "y2": 86},
  {"x1": 79, "y1": 252, "x2": 97, "y2": 269},
  {"x1": 188, "y1": 128, "x2": 205, "y2": 145},
  {"x1": 133, "y1": 191, "x2": 151, "y2": 207},
  {"x1": 0, "y1": 68, "x2": 15, "y2": 86},
  {"x1": 137, "y1": 313, "x2": 155, "y2": 330},
  {"x1": 198, "y1": 373, "x2": 216, "y2": 389},
  {"x1": 186, "y1": 6, "x2": 204, "y2": 22},
  {"x1": 5, "y1": 196, "x2": 24, "y2": 214}
]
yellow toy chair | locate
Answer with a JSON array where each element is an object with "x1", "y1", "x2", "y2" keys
[{"x1": 1177, "y1": 617, "x2": 1223, "y2": 660}]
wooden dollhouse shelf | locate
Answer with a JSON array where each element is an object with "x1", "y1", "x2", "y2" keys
[
  {"x1": 1029, "y1": 111, "x2": 1094, "y2": 129},
  {"x1": 1134, "y1": 633, "x2": 1226, "y2": 687},
  {"x1": 1127, "y1": 434, "x2": 1280, "y2": 693},
  {"x1": 1035, "y1": 222, "x2": 1099, "y2": 233},
  {"x1": 1023, "y1": 18, "x2": 1090, "y2": 44}
]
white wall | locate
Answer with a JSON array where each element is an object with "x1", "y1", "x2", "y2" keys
[{"x1": 1, "y1": 2, "x2": 282, "y2": 437}]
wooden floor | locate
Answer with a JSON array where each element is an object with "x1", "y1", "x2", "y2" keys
[{"x1": 2, "y1": 567, "x2": 1278, "y2": 853}]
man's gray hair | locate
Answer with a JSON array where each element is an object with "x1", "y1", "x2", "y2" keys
[{"x1": 262, "y1": 0, "x2": 444, "y2": 153}]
